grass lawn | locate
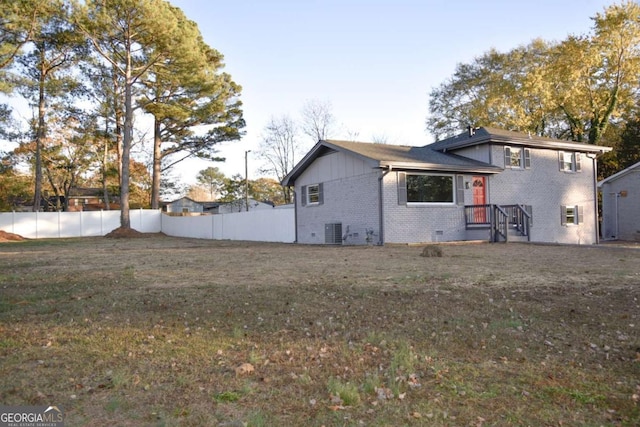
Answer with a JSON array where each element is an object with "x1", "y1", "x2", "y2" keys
[{"x1": 0, "y1": 236, "x2": 639, "y2": 426}]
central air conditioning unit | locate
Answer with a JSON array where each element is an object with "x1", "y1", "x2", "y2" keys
[{"x1": 324, "y1": 223, "x2": 343, "y2": 245}]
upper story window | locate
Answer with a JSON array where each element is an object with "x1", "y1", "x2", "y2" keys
[
  {"x1": 307, "y1": 184, "x2": 320, "y2": 204},
  {"x1": 559, "y1": 152, "x2": 582, "y2": 172},
  {"x1": 504, "y1": 146, "x2": 531, "y2": 169},
  {"x1": 301, "y1": 183, "x2": 323, "y2": 206}
]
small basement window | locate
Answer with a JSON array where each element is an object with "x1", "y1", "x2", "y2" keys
[{"x1": 561, "y1": 205, "x2": 583, "y2": 226}]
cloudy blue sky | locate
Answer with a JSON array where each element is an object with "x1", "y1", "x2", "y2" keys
[{"x1": 169, "y1": 0, "x2": 616, "y2": 181}]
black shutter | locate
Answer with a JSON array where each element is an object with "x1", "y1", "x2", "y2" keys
[
  {"x1": 301, "y1": 186, "x2": 307, "y2": 206},
  {"x1": 318, "y1": 183, "x2": 324, "y2": 205}
]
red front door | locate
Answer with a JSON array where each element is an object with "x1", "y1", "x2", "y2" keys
[{"x1": 472, "y1": 176, "x2": 486, "y2": 222}]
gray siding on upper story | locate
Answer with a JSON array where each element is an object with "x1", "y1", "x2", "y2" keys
[
  {"x1": 450, "y1": 144, "x2": 492, "y2": 164},
  {"x1": 600, "y1": 169, "x2": 640, "y2": 241},
  {"x1": 295, "y1": 150, "x2": 381, "y2": 245}
]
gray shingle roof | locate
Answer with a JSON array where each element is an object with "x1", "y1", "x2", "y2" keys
[
  {"x1": 428, "y1": 126, "x2": 613, "y2": 153},
  {"x1": 282, "y1": 127, "x2": 613, "y2": 186},
  {"x1": 324, "y1": 139, "x2": 500, "y2": 169},
  {"x1": 282, "y1": 138, "x2": 501, "y2": 186}
]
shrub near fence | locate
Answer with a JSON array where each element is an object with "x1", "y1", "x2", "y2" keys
[{"x1": 0, "y1": 207, "x2": 295, "y2": 243}]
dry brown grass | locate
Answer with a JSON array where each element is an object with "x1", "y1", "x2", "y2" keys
[{"x1": 0, "y1": 236, "x2": 639, "y2": 426}]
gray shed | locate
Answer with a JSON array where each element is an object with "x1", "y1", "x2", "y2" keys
[{"x1": 598, "y1": 161, "x2": 640, "y2": 241}]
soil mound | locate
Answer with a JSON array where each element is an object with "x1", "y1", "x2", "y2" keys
[
  {"x1": 104, "y1": 227, "x2": 166, "y2": 239},
  {"x1": 0, "y1": 230, "x2": 26, "y2": 242},
  {"x1": 104, "y1": 227, "x2": 146, "y2": 238}
]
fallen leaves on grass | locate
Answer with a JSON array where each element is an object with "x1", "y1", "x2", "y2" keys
[{"x1": 234, "y1": 363, "x2": 254, "y2": 376}]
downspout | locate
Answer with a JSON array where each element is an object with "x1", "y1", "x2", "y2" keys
[
  {"x1": 293, "y1": 189, "x2": 298, "y2": 243},
  {"x1": 378, "y1": 166, "x2": 392, "y2": 245},
  {"x1": 614, "y1": 192, "x2": 620, "y2": 240},
  {"x1": 587, "y1": 153, "x2": 600, "y2": 244}
]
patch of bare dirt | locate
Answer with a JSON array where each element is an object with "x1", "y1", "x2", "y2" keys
[{"x1": 0, "y1": 230, "x2": 25, "y2": 242}]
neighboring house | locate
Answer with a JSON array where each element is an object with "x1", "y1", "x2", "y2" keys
[
  {"x1": 163, "y1": 197, "x2": 274, "y2": 214},
  {"x1": 40, "y1": 188, "x2": 119, "y2": 212},
  {"x1": 282, "y1": 127, "x2": 611, "y2": 246},
  {"x1": 66, "y1": 188, "x2": 119, "y2": 211},
  {"x1": 598, "y1": 161, "x2": 640, "y2": 241},
  {"x1": 163, "y1": 197, "x2": 218, "y2": 214}
]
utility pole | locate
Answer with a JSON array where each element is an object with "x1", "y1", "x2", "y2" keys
[{"x1": 245, "y1": 150, "x2": 251, "y2": 212}]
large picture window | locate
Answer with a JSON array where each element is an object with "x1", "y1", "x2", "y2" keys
[{"x1": 406, "y1": 174, "x2": 454, "y2": 203}]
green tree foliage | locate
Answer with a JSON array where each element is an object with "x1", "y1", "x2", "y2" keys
[
  {"x1": 0, "y1": 0, "x2": 44, "y2": 75},
  {"x1": 76, "y1": 0, "x2": 230, "y2": 226},
  {"x1": 140, "y1": 7, "x2": 244, "y2": 209},
  {"x1": 195, "y1": 166, "x2": 226, "y2": 200},
  {"x1": 0, "y1": 1, "x2": 242, "y2": 212},
  {"x1": 427, "y1": 1, "x2": 640, "y2": 156},
  {"x1": 0, "y1": 153, "x2": 30, "y2": 210},
  {"x1": 250, "y1": 177, "x2": 286, "y2": 205},
  {"x1": 11, "y1": 0, "x2": 84, "y2": 211}
]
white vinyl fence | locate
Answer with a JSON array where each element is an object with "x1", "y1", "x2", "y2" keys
[
  {"x1": 0, "y1": 207, "x2": 295, "y2": 243},
  {"x1": 161, "y1": 207, "x2": 295, "y2": 242}
]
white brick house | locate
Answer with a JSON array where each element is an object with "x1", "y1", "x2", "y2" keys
[
  {"x1": 282, "y1": 127, "x2": 611, "y2": 245},
  {"x1": 598, "y1": 161, "x2": 640, "y2": 241}
]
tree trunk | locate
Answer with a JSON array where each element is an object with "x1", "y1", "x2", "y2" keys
[
  {"x1": 120, "y1": 52, "x2": 132, "y2": 229},
  {"x1": 113, "y1": 63, "x2": 123, "y2": 183},
  {"x1": 150, "y1": 118, "x2": 162, "y2": 209},
  {"x1": 101, "y1": 136, "x2": 110, "y2": 210},
  {"x1": 32, "y1": 54, "x2": 47, "y2": 212}
]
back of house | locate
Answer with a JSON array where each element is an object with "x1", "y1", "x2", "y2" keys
[{"x1": 283, "y1": 127, "x2": 611, "y2": 246}]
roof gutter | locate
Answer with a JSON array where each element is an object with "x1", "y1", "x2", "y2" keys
[
  {"x1": 437, "y1": 136, "x2": 614, "y2": 154},
  {"x1": 586, "y1": 152, "x2": 602, "y2": 245},
  {"x1": 379, "y1": 161, "x2": 501, "y2": 174}
]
